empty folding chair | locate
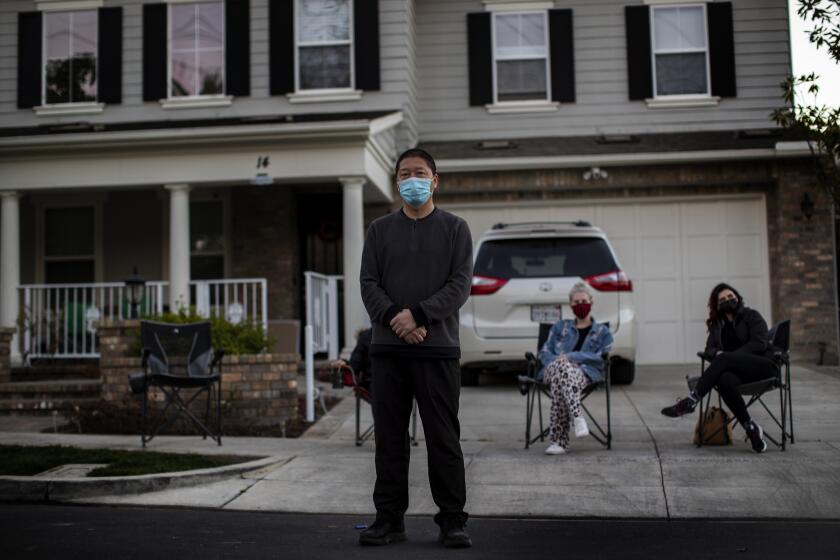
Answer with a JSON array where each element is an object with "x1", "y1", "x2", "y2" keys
[
  {"x1": 519, "y1": 323, "x2": 612, "y2": 450},
  {"x1": 333, "y1": 362, "x2": 418, "y2": 447},
  {"x1": 688, "y1": 320, "x2": 793, "y2": 450},
  {"x1": 128, "y1": 320, "x2": 225, "y2": 447}
]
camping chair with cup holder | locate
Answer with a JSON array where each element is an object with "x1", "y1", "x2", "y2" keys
[
  {"x1": 687, "y1": 319, "x2": 793, "y2": 450},
  {"x1": 519, "y1": 322, "x2": 612, "y2": 450},
  {"x1": 128, "y1": 320, "x2": 224, "y2": 447},
  {"x1": 332, "y1": 362, "x2": 418, "y2": 447}
]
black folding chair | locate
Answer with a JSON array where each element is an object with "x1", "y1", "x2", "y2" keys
[
  {"x1": 333, "y1": 363, "x2": 418, "y2": 447},
  {"x1": 128, "y1": 320, "x2": 225, "y2": 447},
  {"x1": 519, "y1": 323, "x2": 612, "y2": 450},
  {"x1": 688, "y1": 320, "x2": 793, "y2": 450}
]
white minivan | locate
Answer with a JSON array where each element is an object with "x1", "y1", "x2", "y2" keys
[{"x1": 459, "y1": 221, "x2": 636, "y2": 385}]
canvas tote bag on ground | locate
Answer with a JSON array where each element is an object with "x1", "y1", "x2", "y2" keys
[{"x1": 693, "y1": 406, "x2": 734, "y2": 445}]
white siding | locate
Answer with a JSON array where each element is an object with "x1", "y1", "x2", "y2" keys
[
  {"x1": 415, "y1": 0, "x2": 793, "y2": 141},
  {"x1": 0, "y1": 0, "x2": 417, "y2": 144}
]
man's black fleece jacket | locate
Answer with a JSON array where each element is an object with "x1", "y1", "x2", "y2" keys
[{"x1": 360, "y1": 207, "x2": 473, "y2": 358}]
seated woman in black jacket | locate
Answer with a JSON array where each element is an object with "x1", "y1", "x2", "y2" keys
[{"x1": 661, "y1": 283, "x2": 775, "y2": 453}]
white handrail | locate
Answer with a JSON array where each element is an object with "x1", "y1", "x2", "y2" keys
[{"x1": 17, "y1": 278, "x2": 269, "y2": 360}]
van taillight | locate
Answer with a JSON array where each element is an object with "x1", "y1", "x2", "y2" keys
[
  {"x1": 470, "y1": 275, "x2": 508, "y2": 296},
  {"x1": 585, "y1": 270, "x2": 633, "y2": 292}
]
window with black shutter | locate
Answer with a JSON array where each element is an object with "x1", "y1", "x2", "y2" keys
[
  {"x1": 625, "y1": 2, "x2": 736, "y2": 102},
  {"x1": 20, "y1": 6, "x2": 122, "y2": 110},
  {"x1": 467, "y1": 8, "x2": 575, "y2": 110},
  {"x1": 271, "y1": 0, "x2": 379, "y2": 97}
]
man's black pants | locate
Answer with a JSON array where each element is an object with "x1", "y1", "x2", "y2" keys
[
  {"x1": 370, "y1": 356, "x2": 467, "y2": 527},
  {"x1": 694, "y1": 352, "x2": 778, "y2": 425}
]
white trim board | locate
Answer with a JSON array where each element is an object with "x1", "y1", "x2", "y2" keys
[
  {"x1": 441, "y1": 192, "x2": 768, "y2": 211},
  {"x1": 435, "y1": 145, "x2": 811, "y2": 173}
]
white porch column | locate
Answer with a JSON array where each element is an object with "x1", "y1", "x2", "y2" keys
[
  {"x1": 0, "y1": 191, "x2": 21, "y2": 364},
  {"x1": 166, "y1": 184, "x2": 191, "y2": 312},
  {"x1": 340, "y1": 177, "x2": 367, "y2": 356}
]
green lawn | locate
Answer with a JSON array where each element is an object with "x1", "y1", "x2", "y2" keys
[{"x1": 0, "y1": 445, "x2": 258, "y2": 477}]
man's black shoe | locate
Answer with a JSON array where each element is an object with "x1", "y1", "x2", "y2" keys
[
  {"x1": 744, "y1": 421, "x2": 767, "y2": 453},
  {"x1": 661, "y1": 396, "x2": 697, "y2": 418},
  {"x1": 358, "y1": 519, "x2": 407, "y2": 546},
  {"x1": 438, "y1": 520, "x2": 472, "y2": 548}
]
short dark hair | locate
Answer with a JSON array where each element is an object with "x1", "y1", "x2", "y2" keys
[{"x1": 395, "y1": 148, "x2": 437, "y2": 176}]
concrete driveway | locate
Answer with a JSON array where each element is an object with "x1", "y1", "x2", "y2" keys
[{"x1": 4, "y1": 364, "x2": 839, "y2": 519}]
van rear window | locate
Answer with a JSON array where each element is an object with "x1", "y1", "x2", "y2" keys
[{"x1": 474, "y1": 237, "x2": 618, "y2": 279}]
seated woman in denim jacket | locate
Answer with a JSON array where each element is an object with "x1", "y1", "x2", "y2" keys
[{"x1": 538, "y1": 282, "x2": 613, "y2": 455}]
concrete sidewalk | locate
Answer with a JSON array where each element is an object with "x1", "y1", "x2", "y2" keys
[{"x1": 2, "y1": 365, "x2": 839, "y2": 519}]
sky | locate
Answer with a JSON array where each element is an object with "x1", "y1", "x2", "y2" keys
[{"x1": 788, "y1": 0, "x2": 840, "y2": 108}]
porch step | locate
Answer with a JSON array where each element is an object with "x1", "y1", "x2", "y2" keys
[
  {"x1": 0, "y1": 379, "x2": 101, "y2": 408},
  {"x1": 0, "y1": 396, "x2": 101, "y2": 414}
]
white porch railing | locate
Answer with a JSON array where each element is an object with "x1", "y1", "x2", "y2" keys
[
  {"x1": 303, "y1": 271, "x2": 342, "y2": 360},
  {"x1": 17, "y1": 278, "x2": 268, "y2": 360},
  {"x1": 191, "y1": 278, "x2": 269, "y2": 334},
  {"x1": 303, "y1": 271, "x2": 342, "y2": 422}
]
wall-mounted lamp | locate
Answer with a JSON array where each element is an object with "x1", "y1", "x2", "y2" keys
[{"x1": 800, "y1": 193, "x2": 815, "y2": 221}]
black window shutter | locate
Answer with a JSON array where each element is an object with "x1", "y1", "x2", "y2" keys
[
  {"x1": 548, "y1": 9, "x2": 574, "y2": 103},
  {"x1": 17, "y1": 11, "x2": 42, "y2": 109},
  {"x1": 354, "y1": 0, "x2": 380, "y2": 91},
  {"x1": 269, "y1": 0, "x2": 294, "y2": 95},
  {"x1": 707, "y1": 2, "x2": 736, "y2": 97},
  {"x1": 625, "y1": 5, "x2": 652, "y2": 100},
  {"x1": 467, "y1": 12, "x2": 492, "y2": 106},
  {"x1": 225, "y1": 0, "x2": 250, "y2": 96},
  {"x1": 98, "y1": 7, "x2": 123, "y2": 104},
  {"x1": 143, "y1": 3, "x2": 167, "y2": 101}
]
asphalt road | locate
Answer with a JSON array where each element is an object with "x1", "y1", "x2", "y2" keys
[{"x1": 1, "y1": 505, "x2": 839, "y2": 559}]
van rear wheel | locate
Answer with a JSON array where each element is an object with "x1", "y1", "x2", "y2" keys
[{"x1": 610, "y1": 359, "x2": 635, "y2": 385}]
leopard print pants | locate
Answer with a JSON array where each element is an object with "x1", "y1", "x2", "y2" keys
[{"x1": 543, "y1": 356, "x2": 589, "y2": 448}]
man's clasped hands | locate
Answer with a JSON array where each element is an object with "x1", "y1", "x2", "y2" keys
[{"x1": 390, "y1": 309, "x2": 428, "y2": 345}]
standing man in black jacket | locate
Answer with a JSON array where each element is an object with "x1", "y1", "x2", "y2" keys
[{"x1": 358, "y1": 148, "x2": 473, "y2": 548}]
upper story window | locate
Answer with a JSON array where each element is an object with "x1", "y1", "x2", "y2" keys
[
  {"x1": 296, "y1": 0, "x2": 353, "y2": 91},
  {"x1": 44, "y1": 10, "x2": 98, "y2": 104},
  {"x1": 170, "y1": 1, "x2": 225, "y2": 98},
  {"x1": 651, "y1": 4, "x2": 709, "y2": 96},
  {"x1": 492, "y1": 12, "x2": 549, "y2": 103}
]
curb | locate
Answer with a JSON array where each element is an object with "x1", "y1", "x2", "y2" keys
[{"x1": 0, "y1": 456, "x2": 283, "y2": 503}]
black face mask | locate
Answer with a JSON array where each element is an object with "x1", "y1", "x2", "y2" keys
[{"x1": 718, "y1": 299, "x2": 740, "y2": 314}]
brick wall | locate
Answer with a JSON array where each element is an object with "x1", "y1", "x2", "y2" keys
[
  {"x1": 98, "y1": 320, "x2": 299, "y2": 426},
  {"x1": 230, "y1": 187, "x2": 299, "y2": 320},
  {"x1": 432, "y1": 158, "x2": 837, "y2": 364},
  {"x1": 768, "y1": 163, "x2": 837, "y2": 364}
]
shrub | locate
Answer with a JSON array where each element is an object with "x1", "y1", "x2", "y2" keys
[{"x1": 127, "y1": 307, "x2": 273, "y2": 356}]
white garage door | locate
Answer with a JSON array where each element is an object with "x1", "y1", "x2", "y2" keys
[{"x1": 447, "y1": 196, "x2": 772, "y2": 365}]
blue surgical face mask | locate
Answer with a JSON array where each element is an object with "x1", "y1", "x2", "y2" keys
[{"x1": 398, "y1": 177, "x2": 433, "y2": 208}]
